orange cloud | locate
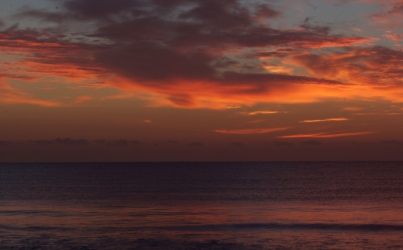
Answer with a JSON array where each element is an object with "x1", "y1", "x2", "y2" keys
[
  {"x1": 290, "y1": 47, "x2": 403, "y2": 102},
  {"x1": 353, "y1": 112, "x2": 403, "y2": 116},
  {"x1": 73, "y1": 95, "x2": 92, "y2": 104},
  {"x1": 279, "y1": 131, "x2": 374, "y2": 139},
  {"x1": 343, "y1": 107, "x2": 363, "y2": 111},
  {"x1": 240, "y1": 110, "x2": 281, "y2": 115},
  {"x1": 214, "y1": 127, "x2": 289, "y2": 135},
  {"x1": 0, "y1": 78, "x2": 61, "y2": 106},
  {"x1": 0, "y1": 96, "x2": 61, "y2": 107},
  {"x1": 240, "y1": 119, "x2": 266, "y2": 125},
  {"x1": 0, "y1": 0, "x2": 401, "y2": 111},
  {"x1": 0, "y1": 30, "x2": 108, "y2": 83},
  {"x1": 384, "y1": 34, "x2": 403, "y2": 41},
  {"x1": 0, "y1": 0, "x2": 378, "y2": 109},
  {"x1": 371, "y1": 1, "x2": 403, "y2": 26},
  {"x1": 300, "y1": 118, "x2": 349, "y2": 123}
]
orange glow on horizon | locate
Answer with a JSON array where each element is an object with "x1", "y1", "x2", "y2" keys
[{"x1": 2, "y1": 0, "x2": 403, "y2": 161}]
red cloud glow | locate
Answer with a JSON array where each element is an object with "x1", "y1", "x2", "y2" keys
[
  {"x1": 0, "y1": 0, "x2": 401, "y2": 110},
  {"x1": 0, "y1": 0, "x2": 381, "y2": 109}
]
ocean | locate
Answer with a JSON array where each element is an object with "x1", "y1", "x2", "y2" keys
[{"x1": 0, "y1": 162, "x2": 403, "y2": 249}]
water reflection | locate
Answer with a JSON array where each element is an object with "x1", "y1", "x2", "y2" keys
[
  {"x1": 1, "y1": 202, "x2": 403, "y2": 249},
  {"x1": 1, "y1": 162, "x2": 403, "y2": 249}
]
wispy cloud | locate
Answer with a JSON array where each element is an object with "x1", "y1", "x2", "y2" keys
[
  {"x1": 215, "y1": 127, "x2": 289, "y2": 135},
  {"x1": 73, "y1": 95, "x2": 92, "y2": 104},
  {"x1": 240, "y1": 110, "x2": 282, "y2": 116},
  {"x1": 384, "y1": 33, "x2": 403, "y2": 41},
  {"x1": 300, "y1": 118, "x2": 349, "y2": 123},
  {"x1": 279, "y1": 131, "x2": 374, "y2": 138},
  {"x1": 353, "y1": 112, "x2": 403, "y2": 116},
  {"x1": 371, "y1": 1, "x2": 403, "y2": 26},
  {"x1": 343, "y1": 107, "x2": 363, "y2": 111},
  {"x1": 0, "y1": 78, "x2": 62, "y2": 106}
]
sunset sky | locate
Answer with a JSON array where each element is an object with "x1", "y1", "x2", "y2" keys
[{"x1": 1, "y1": 0, "x2": 403, "y2": 161}]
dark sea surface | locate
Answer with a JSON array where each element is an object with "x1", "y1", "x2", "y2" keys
[{"x1": 1, "y1": 162, "x2": 403, "y2": 249}]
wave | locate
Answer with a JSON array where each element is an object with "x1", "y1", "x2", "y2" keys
[
  {"x1": 158, "y1": 222, "x2": 403, "y2": 232},
  {"x1": 0, "y1": 210, "x2": 66, "y2": 217},
  {"x1": 2, "y1": 222, "x2": 403, "y2": 234}
]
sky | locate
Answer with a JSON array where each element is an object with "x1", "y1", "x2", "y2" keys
[{"x1": 1, "y1": 0, "x2": 403, "y2": 161}]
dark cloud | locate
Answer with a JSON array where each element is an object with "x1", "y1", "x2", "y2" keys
[
  {"x1": 220, "y1": 71, "x2": 341, "y2": 89},
  {"x1": 15, "y1": 9, "x2": 67, "y2": 24},
  {"x1": 0, "y1": 29, "x2": 42, "y2": 47},
  {"x1": 258, "y1": 49, "x2": 295, "y2": 58},
  {"x1": 64, "y1": 0, "x2": 140, "y2": 21},
  {"x1": 0, "y1": 140, "x2": 12, "y2": 146},
  {"x1": 179, "y1": 0, "x2": 261, "y2": 29},
  {"x1": 95, "y1": 41, "x2": 215, "y2": 82},
  {"x1": 382, "y1": 140, "x2": 403, "y2": 146},
  {"x1": 167, "y1": 140, "x2": 179, "y2": 144},
  {"x1": 108, "y1": 140, "x2": 128, "y2": 147},
  {"x1": 273, "y1": 141, "x2": 294, "y2": 147},
  {"x1": 55, "y1": 138, "x2": 89, "y2": 145},
  {"x1": 107, "y1": 139, "x2": 141, "y2": 147},
  {"x1": 230, "y1": 142, "x2": 245, "y2": 147},
  {"x1": 255, "y1": 4, "x2": 280, "y2": 21},
  {"x1": 188, "y1": 142, "x2": 203, "y2": 147},
  {"x1": 0, "y1": 74, "x2": 38, "y2": 81},
  {"x1": 131, "y1": 140, "x2": 141, "y2": 146},
  {"x1": 301, "y1": 140, "x2": 322, "y2": 146},
  {"x1": 31, "y1": 140, "x2": 54, "y2": 146},
  {"x1": 31, "y1": 138, "x2": 89, "y2": 146},
  {"x1": 30, "y1": 138, "x2": 142, "y2": 147},
  {"x1": 388, "y1": 4, "x2": 403, "y2": 15},
  {"x1": 8, "y1": 0, "x2": 371, "y2": 107},
  {"x1": 4, "y1": 23, "x2": 19, "y2": 33},
  {"x1": 301, "y1": 18, "x2": 331, "y2": 34}
]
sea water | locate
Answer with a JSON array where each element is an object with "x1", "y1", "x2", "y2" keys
[{"x1": 0, "y1": 162, "x2": 403, "y2": 249}]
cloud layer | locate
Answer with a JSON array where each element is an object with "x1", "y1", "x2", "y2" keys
[{"x1": 1, "y1": 0, "x2": 388, "y2": 108}]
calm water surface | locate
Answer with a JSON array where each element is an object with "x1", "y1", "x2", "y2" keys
[{"x1": 1, "y1": 162, "x2": 403, "y2": 249}]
